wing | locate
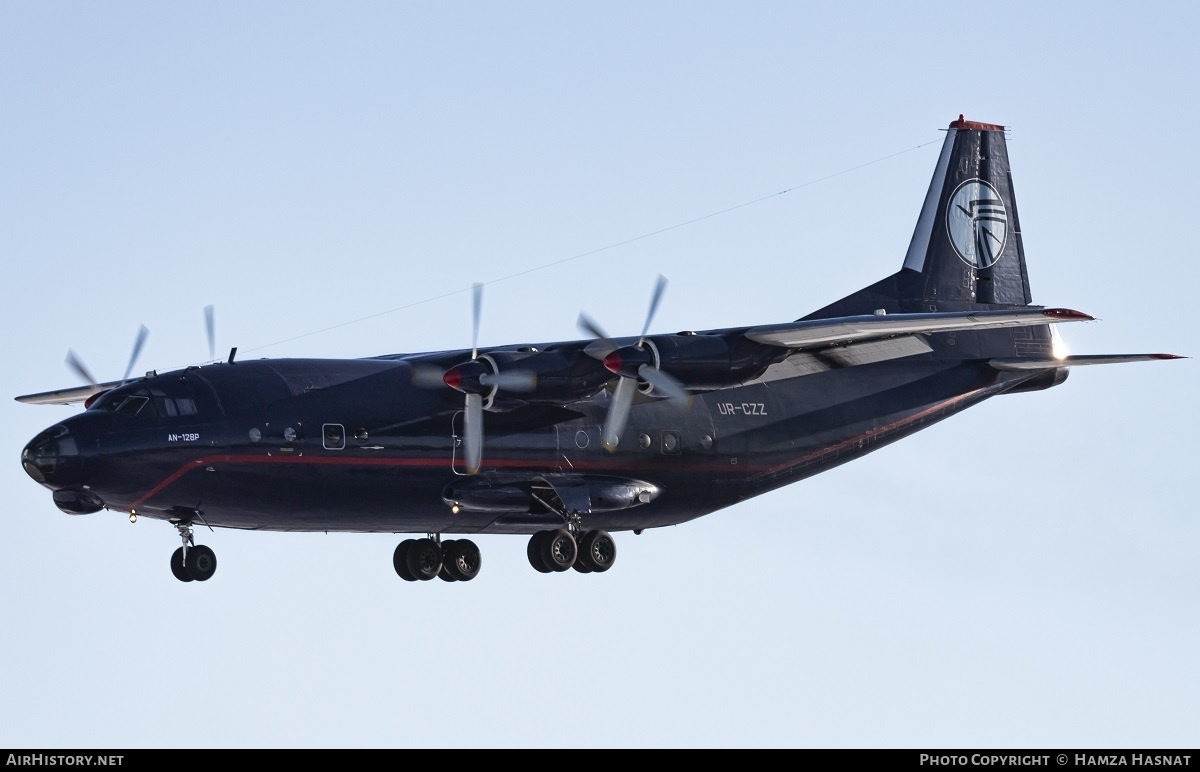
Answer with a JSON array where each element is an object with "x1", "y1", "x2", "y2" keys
[
  {"x1": 15, "y1": 380, "x2": 123, "y2": 406},
  {"x1": 743, "y1": 307, "x2": 1092, "y2": 348},
  {"x1": 737, "y1": 307, "x2": 1183, "y2": 384}
]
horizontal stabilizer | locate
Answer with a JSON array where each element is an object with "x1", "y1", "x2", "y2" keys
[
  {"x1": 745, "y1": 308, "x2": 1091, "y2": 349},
  {"x1": 990, "y1": 353, "x2": 1185, "y2": 371}
]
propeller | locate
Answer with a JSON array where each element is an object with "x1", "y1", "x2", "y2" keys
[
  {"x1": 65, "y1": 323, "x2": 151, "y2": 393},
  {"x1": 65, "y1": 350, "x2": 99, "y2": 390},
  {"x1": 205, "y1": 305, "x2": 216, "y2": 361},
  {"x1": 410, "y1": 362, "x2": 451, "y2": 388},
  {"x1": 578, "y1": 275, "x2": 688, "y2": 452},
  {"x1": 122, "y1": 324, "x2": 150, "y2": 384},
  {"x1": 462, "y1": 283, "x2": 485, "y2": 474},
  {"x1": 438, "y1": 283, "x2": 536, "y2": 474}
]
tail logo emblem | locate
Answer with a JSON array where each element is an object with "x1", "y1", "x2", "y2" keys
[{"x1": 946, "y1": 178, "x2": 1008, "y2": 269}]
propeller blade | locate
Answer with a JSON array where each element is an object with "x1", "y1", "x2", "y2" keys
[
  {"x1": 121, "y1": 325, "x2": 150, "y2": 384},
  {"x1": 577, "y1": 312, "x2": 609, "y2": 342},
  {"x1": 578, "y1": 313, "x2": 618, "y2": 360},
  {"x1": 205, "y1": 305, "x2": 215, "y2": 361},
  {"x1": 65, "y1": 350, "x2": 98, "y2": 389},
  {"x1": 410, "y1": 363, "x2": 449, "y2": 388},
  {"x1": 640, "y1": 274, "x2": 668, "y2": 343},
  {"x1": 464, "y1": 392, "x2": 483, "y2": 474},
  {"x1": 471, "y1": 282, "x2": 483, "y2": 361},
  {"x1": 601, "y1": 376, "x2": 637, "y2": 452},
  {"x1": 637, "y1": 363, "x2": 688, "y2": 405},
  {"x1": 479, "y1": 370, "x2": 538, "y2": 392}
]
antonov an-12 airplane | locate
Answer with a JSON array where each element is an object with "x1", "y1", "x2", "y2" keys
[{"x1": 18, "y1": 116, "x2": 1182, "y2": 583}]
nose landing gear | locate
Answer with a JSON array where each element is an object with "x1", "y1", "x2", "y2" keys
[{"x1": 169, "y1": 521, "x2": 217, "y2": 582}]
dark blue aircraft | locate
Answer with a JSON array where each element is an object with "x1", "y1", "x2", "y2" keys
[{"x1": 17, "y1": 116, "x2": 1181, "y2": 584}]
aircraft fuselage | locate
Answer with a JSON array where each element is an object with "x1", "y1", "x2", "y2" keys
[{"x1": 22, "y1": 344, "x2": 1033, "y2": 535}]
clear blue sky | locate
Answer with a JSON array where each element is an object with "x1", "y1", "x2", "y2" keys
[{"x1": 2, "y1": 1, "x2": 1196, "y2": 749}]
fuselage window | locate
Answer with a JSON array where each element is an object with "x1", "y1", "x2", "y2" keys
[
  {"x1": 323, "y1": 423, "x2": 346, "y2": 450},
  {"x1": 154, "y1": 396, "x2": 198, "y2": 417}
]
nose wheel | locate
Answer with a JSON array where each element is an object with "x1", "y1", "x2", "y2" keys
[{"x1": 169, "y1": 522, "x2": 217, "y2": 582}]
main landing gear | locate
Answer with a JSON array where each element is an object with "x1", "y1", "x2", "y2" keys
[
  {"x1": 390, "y1": 529, "x2": 616, "y2": 582},
  {"x1": 168, "y1": 521, "x2": 218, "y2": 583},
  {"x1": 526, "y1": 527, "x2": 617, "y2": 574},
  {"x1": 393, "y1": 535, "x2": 482, "y2": 582}
]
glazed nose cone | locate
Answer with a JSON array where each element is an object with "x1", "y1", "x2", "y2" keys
[{"x1": 22, "y1": 425, "x2": 74, "y2": 484}]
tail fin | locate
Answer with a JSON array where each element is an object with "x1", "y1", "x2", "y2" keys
[
  {"x1": 902, "y1": 115, "x2": 1031, "y2": 307},
  {"x1": 808, "y1": 116, "x2": 1032, "y2": 319}
]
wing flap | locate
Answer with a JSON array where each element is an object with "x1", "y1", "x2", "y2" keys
[{"x1": 820, "y1": 334, "x2": 933, "y2": 367}]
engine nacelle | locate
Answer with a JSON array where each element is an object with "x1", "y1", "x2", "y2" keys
[
  {"x1": 636, "y1": 333, "x2": 786, "y2": 390},
  {"x1": 479, "y1": 348, "x2": 614, "y2": 407}
]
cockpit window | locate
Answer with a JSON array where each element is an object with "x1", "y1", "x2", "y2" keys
[
  {"x1": 114, "y1": 395, "x2": 150, "y2": 416},
  {"x1": 87, "y1": 390, "x2": 119, "y2": 411},
  {"x1": 92, "y1": 384, "x2": 200, "y2": 418}
]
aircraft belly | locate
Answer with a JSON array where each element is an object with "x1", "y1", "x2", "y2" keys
[
  {"x1": 705, "y1": 360, "x2": 1006, "y2": 503},
  {"x1": 125, "y1": 461, "x2": 466, "y2": 532}
]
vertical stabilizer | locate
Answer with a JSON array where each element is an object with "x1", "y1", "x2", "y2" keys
[{"x1": 902, "y1": 116, "x2": 1031, "y2": 307}]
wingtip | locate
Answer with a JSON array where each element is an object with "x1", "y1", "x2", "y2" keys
[
  {"x1": 1151, "y1": 354, "x2": 1187, "y2": 360},
  {"x1": 1042, "y1": 308, "x2": 1095, "y2": 322}
]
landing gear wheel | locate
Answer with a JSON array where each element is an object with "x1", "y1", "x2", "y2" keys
[
  {"x1": 170, "y1": 547, "x2": 194, "y2": 583},
  {"x1": 443, "y1": 539, "x2": 482, "y2": 582},
  {"x1": 437, "y1": 539, "x2": 459, "y2": 582},
  {"x1": 393, "y1": 540, "x2": 417, "y2": 581},
  {"x1": 579, "y1": 530, "x2": 617, "y2": 573},
  {"x1": 539, "y1": 528, "x2": 577, "y2": 572},
  {"x1": 527, "y1": 531, "x2": 552, "y2": 573},
  {"x1": 405, "y1": 537, "x2": 442, "y2": 581},
  {"x1": 187, "y1": 545, "x2": 217, "y2": 582}
]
